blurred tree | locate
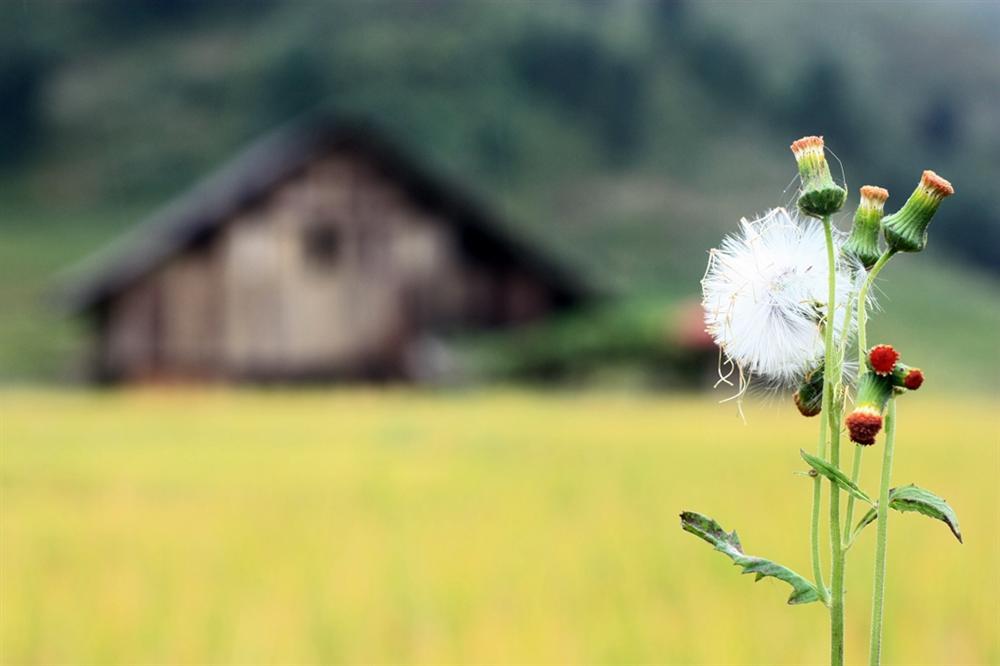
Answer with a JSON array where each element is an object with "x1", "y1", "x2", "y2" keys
[
  {"x1": 782, "y1": 56, "x2": 860, "y2": 157},
  {"x1": 936, "y1": 193, "x2": 999, "y2": 270},
  {"x1": 512, "y1": 26, "x2": 647, "y2": 166},
  {"x1": 513, "y1": 28, "x2": 600, "y2": 114},
  {"x1": 649, "y1": 0, "x2": 688, "y2": 36},
  {"x1": 0, "y1": 50, "x2": 46, "y2": 167},
  {"x1": 92, "y1": 0, "x2": 274, "y2": 29},
  {"x1": 255, "y1": 49, "x2": 330, "y2": 130},
  {"x1": 682, "y1": 31, "x2": 758, "y2": 108},
  {"x1": 476, "y1": 120, "x2": 518, "y2": 179},
  {"x1": 594, "y1": 59, "x2": 646, "y2": 167},
  {"x1": 919, "y1": 95, "x2": 961, "y2": 155},
  {"x1": 93, "y1": 0, "x2": 201, "y2": 27}
]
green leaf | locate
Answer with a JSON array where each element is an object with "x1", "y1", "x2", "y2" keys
[
  {"x1": 854, "y1": 484, "x2": 962, "y2": 543},
  {"x1": 888, "y1": 484, "x2": 963, "y2": 543},
  {"x1": 679, "y1": 511, "x2": 822, "y2": 605},
  {"x1": 855, "y1": 506, "x2": 878, "y2": 534},
  {"x1": 800, "y1": 449, "x2": 873, "y2": 505}
]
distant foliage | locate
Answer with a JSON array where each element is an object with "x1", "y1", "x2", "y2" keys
[
  {"x1": 256, "y1": 49, "x2": 330, "y2": 129},
  {"x1": 512, "y1": 26, "x2": 647, "y2": 166},
  {"x1": 1, "y1": 0, "x2": 997, "y2": 270},
  {"x1": 0, "y1": 50, "x2": 46, "y2": 166},
  {"x1": 681, "y1": 31, "x2": 759, "y2": 108},
  {"x1": 92, "y1": 0, "x2": 274, "y2": 29},
  {"x1": 783, "y1": 57, "x2": 859, "y2": 157},
  {"x1": 919, "y1": 96, "x2": 961, "y2": 155}
]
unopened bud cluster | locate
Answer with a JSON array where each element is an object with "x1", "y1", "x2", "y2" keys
[
  {"x1": 789, "y1": 137, "x2": 955, "y2": 261},
  {"x1": 845, "y1": 344, "x2": 924, "y2": 445}
]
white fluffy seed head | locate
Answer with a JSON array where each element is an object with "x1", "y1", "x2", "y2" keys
[{"x1": 702, "y1": 207, "x2": 865, "y2": 388}]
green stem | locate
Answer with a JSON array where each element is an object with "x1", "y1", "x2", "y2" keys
[
  {"x1": 843, "y1": 443, "x2": 863, "y2": 545},
  {"x1": 869, "y1": 397, "x2": 897, "y2": 666},
  {"x1": 856, "y1": 251, "x2": 895, "y2": 369},
  {"x1": 821, "y1": 216, "x2": 845, "y2": 666},
  {"x1": 810, "y1": 415, "x2": 829, "y2": 605},
  {"x1": 846, "y1": 251, "x2": 893, "y2": 541}
]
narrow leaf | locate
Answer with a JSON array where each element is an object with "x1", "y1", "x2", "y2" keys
[
  {"x1": 853, "y1": 484, "x2": 962, "y2": 543},
  {"x1": 800, "y1": 449, "x2": 873, "y2": 505},
  {"x1": 888, "y1": 484, "x2": 963, "y2": 543},
  {"x1": 855, "y1": 506, "x2": 878, "y2": 535},
  {"x1": 680, "y1": 511, "x2": 821, "y2": 605}
]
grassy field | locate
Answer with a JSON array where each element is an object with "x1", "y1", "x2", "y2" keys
[{"x1": 2, "y1": 390, "x2": 998, "y2": 665}]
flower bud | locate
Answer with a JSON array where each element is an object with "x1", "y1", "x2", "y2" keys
[
  {"x1": 845, "y1": 371, "x2": 893, "y2": 445},
  {"x1": 842, "y1": 186, "x2": 889, "y2": 269},
  {"x1": 793, "y1": 364, "x2": 824, "y2": 417},
  {"x1": 889, "y1": 363, "x2": 924, "y2": 391},
  {"x1": 882, "y1": 170, "x2": 954, "y2": 253},
  {"x1": 867, "y1": 344, "x2": 899, "y2": 376},
  {"x1": 790, "y1": 136, "x2": 847, "y2": 217}
]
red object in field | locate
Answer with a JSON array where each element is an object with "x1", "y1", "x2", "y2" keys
[{"x1": 673, "y1": 300, "x2": 716, "y2": 350}]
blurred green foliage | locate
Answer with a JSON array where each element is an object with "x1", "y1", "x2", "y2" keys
[{"x1": 1, "y1": 0, "x2": 997, "y2": 383}]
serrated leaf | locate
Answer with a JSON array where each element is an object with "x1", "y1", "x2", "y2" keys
[
  {"x1": 888, "y1": 484, "x2": 963, "y2": 543},
  {"x1": 679, "y1": 511, "x2": 822, "y2": 605},
  {"x1": 800, "y1": 449, "x2": 873, "y2": 505},
  {"x1": 854, "y1": 484, "x2": 962, "y2": 543}
]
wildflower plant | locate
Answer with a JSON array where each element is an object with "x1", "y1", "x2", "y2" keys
[{"x1": 684, "y1": 136, "x2": 961, "y2": 666}]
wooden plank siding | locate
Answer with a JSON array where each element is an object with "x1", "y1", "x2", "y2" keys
[{"x1": 97, "y1": 148, "x2": 564, "y2": 382}]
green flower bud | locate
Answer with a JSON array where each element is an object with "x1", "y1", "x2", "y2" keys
[
  {"x1": 882, "y1": 170, "x2": 954, "y2": 253},
  {"x1": 793, "y1": 364, "x2": 824, "y2": 417},
  {"x1": 790, "y1": 136, "x2": 847, "y2": 218},
  {"x1": 842, "y1": 186, "x2": 889, "y2": 269},
  {"x1": 855, "y1": 370, "x2": 894, "y2": 413}
]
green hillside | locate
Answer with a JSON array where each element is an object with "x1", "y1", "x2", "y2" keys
[{"x1": 1, "y1": 0, "x2": 997, "y2": 385}]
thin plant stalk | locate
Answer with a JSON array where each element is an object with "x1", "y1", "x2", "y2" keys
[
  {"x1": 843, "y1": 447, "x2": 863, "y2": 545},
  {"x1": 810, "y1": 286, "x2": 849, "y2": 604},
  {"x1": 856, "y1": 251, "x2": 895, "y2": 369},
  {"x1": 869, "y1": 396, "x2": 897, "y2": 666},
  {"x1": 821, "y1": 215, "x2": 846, "y2": 666},
  {"x1": 810, "y1": 415, "x2": 829, "y2": 605},
  {"x1": 844, "y1": 251, "x2": 894, "y2": 536}
]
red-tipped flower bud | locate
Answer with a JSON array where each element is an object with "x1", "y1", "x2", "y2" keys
[
  {"x1": 845, "y1": 371, "x2": 894, "y2": 445},
  {"x1": 860, "y1": 185, "x2": 890, "y2": 205},
  {"x1": 843, "y1": 186, "x2": 889, "y2": 269},
  {"x1": 790, "y1": 136, "x2": 847, "y2": 218},
  {"x1": 868, "y1": 344, "x2": 900, "y2": 376},
  {"x1": 846, "y1": 407, "x2": 883, "y2": 447},
  {"x1": 882, "y1": 170, "x2": 954, "y2": 253},
  {"x1": 890, "y1": 363, "x2": 924, "y2": 391}
]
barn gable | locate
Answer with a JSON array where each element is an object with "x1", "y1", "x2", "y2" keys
[{"x1": 62, "y1": 116, "x2": 595, "y2": 382}]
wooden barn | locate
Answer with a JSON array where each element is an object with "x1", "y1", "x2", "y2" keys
[{"x1": 63, "y1": 117, "x2": 593, "y2": 383}]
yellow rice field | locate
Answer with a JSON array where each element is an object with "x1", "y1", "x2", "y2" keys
[{"x1": 2, "y1": 390, "x2": 997, "y2": 665}]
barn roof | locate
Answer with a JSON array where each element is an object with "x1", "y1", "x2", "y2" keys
[{"x1": 61, "y1": 114, "x2": 597, "y2": 313}]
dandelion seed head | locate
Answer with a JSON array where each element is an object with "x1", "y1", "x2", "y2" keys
[{"x1": 701, "y1": 207, "x2": 864, "y2": 389}]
